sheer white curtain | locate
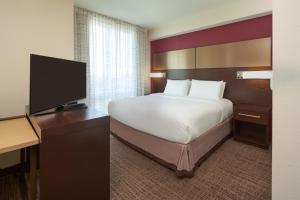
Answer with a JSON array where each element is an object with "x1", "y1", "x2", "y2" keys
[{"x1": 74, "y1": 7, "x2": 147, "y2": 113}]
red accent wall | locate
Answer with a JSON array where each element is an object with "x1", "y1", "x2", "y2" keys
[{"x1": 151, "y1": 15, "x2": 272, "y2": 55}]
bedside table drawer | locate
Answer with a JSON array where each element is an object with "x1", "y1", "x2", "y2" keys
[{"x1": 234, "y1": 110, "x2": 268, "y2": 125}]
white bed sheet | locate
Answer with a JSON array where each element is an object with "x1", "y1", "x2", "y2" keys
[{"x1": 108, "y1": 93, "x2": 233, "y2": 144}]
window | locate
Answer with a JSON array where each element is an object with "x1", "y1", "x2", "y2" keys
[{"x1": 75, "y1": 7, "x2": 147, "y2": 113}]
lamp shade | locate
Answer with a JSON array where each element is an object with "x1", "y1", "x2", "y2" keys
[{"x1": 149, "y1": 72, "x2": 166, "y2": 78}]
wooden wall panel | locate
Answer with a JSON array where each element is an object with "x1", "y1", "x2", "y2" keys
[
  {"x1": 196, "y1": 38, "x2": 271, "y2": 69},
  {"x1": 153, "y1": 38, "x2": 271, "y2": 70},
  {"x1": 153, "y1": 48, "x2": 195, "y2": 70}
]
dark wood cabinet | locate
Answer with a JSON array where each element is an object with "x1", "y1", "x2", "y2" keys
[
  {"x1": 233, "y1": 104, "x2": 271, "y2": 148},
  {"x1": 27, "y1": 108, "x2": 110, "y2": 200}
]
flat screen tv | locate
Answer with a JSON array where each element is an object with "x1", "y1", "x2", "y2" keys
[{"x1": 30, "y1": 54, "x2": 86, "y2": 114}]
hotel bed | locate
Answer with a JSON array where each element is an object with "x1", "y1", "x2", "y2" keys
[{"x1": 108, "y1": 91, "x2": 233, "y2": 176}]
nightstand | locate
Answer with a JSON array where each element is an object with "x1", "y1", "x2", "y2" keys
[{"x1": 233, "y1": 104, "x2": 271, "y2": 148}]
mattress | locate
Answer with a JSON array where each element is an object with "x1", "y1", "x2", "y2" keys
[{"x1": 108, "y1": 93, "x2": 233, "y2": 144}]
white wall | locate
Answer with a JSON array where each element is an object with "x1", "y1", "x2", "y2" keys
[
  {"x1": 150, "y1": 0, "x2": 272, "y2": 40},
  {"x1": 272, "y1": 1, "x2": 300, "y2": 199},
  {"x1": 0, "y1": 0, "x2": 74, "y2": 119},
  {"x1": 0, "y1": 0, "x2": 74, "y2": 168}
]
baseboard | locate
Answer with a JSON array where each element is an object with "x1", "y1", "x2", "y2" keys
[{"x1": 0, "y1": 115, "x2": 25, "y2": 121}]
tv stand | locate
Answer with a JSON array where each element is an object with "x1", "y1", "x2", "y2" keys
[{"x1": 26, "y1": 108, "x2": 110, "y2": 200}]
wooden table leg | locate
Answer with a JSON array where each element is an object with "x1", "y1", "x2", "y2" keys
[
  {"x1": 28, "y1": 145, "x2": 37, "y2": 200},
  {"x1": 20, "y1": 148, "x2": 26, "y2": 173}
]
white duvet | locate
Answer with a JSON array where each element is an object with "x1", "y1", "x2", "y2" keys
[{"x1": 108, "y1": 93, "x2": 233, "y2": 144}]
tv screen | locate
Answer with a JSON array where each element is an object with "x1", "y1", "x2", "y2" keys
[{"x1": 30, "y1": 54, "x2": 86, "y2": 114}]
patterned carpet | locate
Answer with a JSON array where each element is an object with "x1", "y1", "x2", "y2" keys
[
  {"x1": 0, "y1": 136, "x2": 271, "y2": 200},
  {"x1": 110, "y1": 136, "x2": 271, "y2": 200}
]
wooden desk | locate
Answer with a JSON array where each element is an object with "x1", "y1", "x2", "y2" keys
[{"x1": 0, "y1": 117, "x2": 39, "y2": 200}]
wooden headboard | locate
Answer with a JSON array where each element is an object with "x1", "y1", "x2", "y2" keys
[
  {"x1": 151, "y1": 66, "x2": 272, "y2": 106},
  {"x1": 151, "y1": 37, "x2": 272, "y2": 106}
]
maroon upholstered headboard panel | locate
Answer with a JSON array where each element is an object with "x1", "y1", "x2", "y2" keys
[{"x1": 151, "y1": 66, "x2": 272, "y2": 106}]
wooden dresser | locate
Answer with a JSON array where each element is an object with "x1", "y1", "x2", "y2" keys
[{"x1": 26, "y1": 108, "x2": 110, "y2": 200}]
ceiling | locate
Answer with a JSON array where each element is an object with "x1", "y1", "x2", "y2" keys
[{"x1": 74, "y1": 0, "x2": 227, "y2": 29}]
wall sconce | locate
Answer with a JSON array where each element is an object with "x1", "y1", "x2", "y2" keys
[
  {"x1": 149, "y1": 72, "x2": 166, "y2": 78},
  {"x1": 237, "y1": 70, "x2": 273, "y2": 89},
  {"x1": 237, "y1": 70, "x2": 272, "y2": 79}
]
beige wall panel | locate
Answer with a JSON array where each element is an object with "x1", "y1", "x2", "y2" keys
[
  {"x1": 0, "y1": 0, "x2": 74, "y2": 168},
  {"x1": 153, "y1": 48, "x2": 195, "y2": 70},
  {"x1": 273, "y1": 0, "x2": 300, "y2": 199},
  {"x1": 176, "y1": 49, "x2": 196, "y2": 69},
  {"x1": 167, "y1": 51, "x2": 178, "y2": 69},
  {"x1": 196, "y1": 37, "x2": 271, "y2": 68},
  {"x1": 153, "y1": 52, "x2": 167, "y2": 70},
  {"x1": 0, "y1": 0, "x2": 74, "y2": 119}
]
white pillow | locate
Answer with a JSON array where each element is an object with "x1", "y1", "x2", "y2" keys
[
  {"x1": 188, "y1": 80, "x2": 224, "y2": 100},
  {"x1": 164, "y1": 79, "x2": 191, "y2": 96},
  {"x1": 220, "y1": 81, "x2": 226, "y2": 99}
]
